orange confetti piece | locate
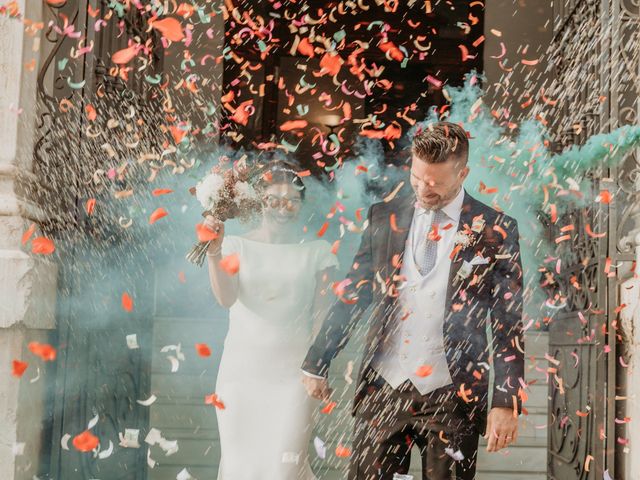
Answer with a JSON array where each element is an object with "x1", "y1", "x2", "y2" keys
[
  {"x1": 195, "y1": 223, "x2": 219, "y2": 242},
  {"x1": 297, "y1": 37, "x2": 315, "y2": 57},
  {"x1": 112, "y1": 45, "x2": 138, "y2": 65},
  {"x1": 205, "y1": 393, "x2": 225, "y2": 409},
  {"x1": 319, "y1": 52, "x2": 344, "y2": 76},
  {"x1": 492, "y1": 225, "x2": 507, "y2": 240},
  {"x1": 330, "y1": 240, "x2": 340, "y2": 255},
  {"x1": 12, "y1": 360, "x2": 28, "y2": 377},
  {"x1": 459, "y1": 44, "x2": 471, "y2": 61},
  {"x1": 279, "y1": 120, "x2": 308, "y2": 131},
  {"x1": 230, "y1": 99, "x2": 254, "y2": 126},
  {"x1": 555, "y1": 234, "x2": 571, "y2": 244},
  {"x1": 31, "y1": 237, "x2": 55, "y2": 255},
  {"x1": 390, "y1": 213, "x2": 403, "y2": 232},
  {"x1": 598, "y1": 189, "x2": 612, "y2": 204},
  {"x1": 379, "y1": 40, "x2": 404, "y2": 61},
  {"x1": 28, "y1": 342, "x2": 57, "y2": 362},
  {"x1": 85, "y1": 198, "x2": 96, "y2": 215},
  {"x1": 576, "y1": 409, "x2": 590, "y2": 418},
  {"x1": 521, "y1": 58, "x2": 540, "y2": 66},
  {"x1": 317, "y1": 222, "x2": 329, "y2": 237},
  {"x1": 321, "y1": 401, "x2": 337, "y2": 414},
  {"x1": 549, "y1": 204, "x2": 558, "y2": 224},
  {"x1": 149, "y1": 208, "x2": 168, "y2": 224},
  {"x1": 122, "y1": 292, "x2": 134, "y2": 312},
  {"x1": 151, "y1": 17, "x2": 185, "y2": 41},
  {"x1": 22, "y1": 223, "x2": 36, "y2": 245},
  {"x1": 72, "y1": 431, "x2": 99, "y2": 452},
  {"x1": 585, "y1": 224, "x2": 606, "y2": 238},
  {"x1": 85, "y1": 104, "x2": 97, "y2": 121},
  {"x1": 219, "y1": 253, "x2": 240, "y2": 275},
  {"x1": 335, "y1": 445, "x2": 351, "y2": 458},
  {"x1": 178, "y1": 271, "x2": 186, "y2": 283},
  {"x1": 415, "y1": 365, "x2": 433, "y2": 377},
  {"x1": 195, "y1": 343, "x2": 211, "y2": 357},
  {"x1": 169, "y1": 125, "x2": 187, "y2": 144},
  {"x1": 152, "y1": 188, "x2": 174, "y2": 196}
]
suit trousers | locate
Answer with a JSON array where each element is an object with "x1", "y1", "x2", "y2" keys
[{"x1": 348, "y1": 368, "x2": 479, "y2": 480}]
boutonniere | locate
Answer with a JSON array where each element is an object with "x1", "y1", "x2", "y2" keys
[{"x1": 454, "y1": 228, "x2": 476, "y2": 249}]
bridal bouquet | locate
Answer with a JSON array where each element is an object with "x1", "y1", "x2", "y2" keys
[{"x1": 186, "y1": 163, "x2": 262, "y2": 266}]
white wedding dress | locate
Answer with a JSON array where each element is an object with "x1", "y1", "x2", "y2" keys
[{"x1": 215, "y1": 235, "x2": 339, "y2": 480}]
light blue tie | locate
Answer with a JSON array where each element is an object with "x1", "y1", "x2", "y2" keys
[{"x1": 418, "y1": 209, "x2": 446, "y2": 276}]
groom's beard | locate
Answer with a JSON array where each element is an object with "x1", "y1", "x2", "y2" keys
[{"x1": 415, "y1": 185, "x2": 461, "y2": 211}]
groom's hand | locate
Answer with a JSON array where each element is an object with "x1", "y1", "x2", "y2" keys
[
  {"x1": 301, "y1": 375, "x2": 332, "y2": 401},
  {"x1": 484, "y1": 406, "x2": 519, "y2": 452}
]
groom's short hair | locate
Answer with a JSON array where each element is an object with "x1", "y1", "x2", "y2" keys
[{"x1": 412, "y1": 121, "x2": 469, "y2": 166}]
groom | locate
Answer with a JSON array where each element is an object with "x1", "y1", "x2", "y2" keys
[{"x1": 302, "y1": 121, "x2": 524, "y2": 479}]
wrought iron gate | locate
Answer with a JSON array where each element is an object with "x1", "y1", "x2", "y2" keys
[
  {"x1": 35, "y1": 1, "x2": 163, "y2": 478},
  {"x1": 545, "y1": 1, "x2": 639, "y2": 479}
]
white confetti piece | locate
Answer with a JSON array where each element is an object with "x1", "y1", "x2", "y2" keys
[
  {"x1": 167, "y1": 356, "x2": 180, "y2": 373},
  {"x1": 444, "y1": 447, "x2": 465, "y2": 461},
  {"x1": 136, "y1": 395, "x2": 157, "y2": 406},
  {"x1": 29, "y1": 367, "x2": 41, "y2": 384},
  {"x1": 126, "y1": 334, "x2": 139, "y2": 349},
  {"x1": 176, "y1": 467, "x2": 195, "y2": 480},
  {"x1": 97, "y1": 440, "x2": 113, "y2": 459},
  {"x1": 313, "y1": 436, "x2": 326, "y2": 459},
  {"x1": 344, "y1": 360, "x2": 354, "y2": 385},
  {"x1": 147, "y1": 448, "x2": 156, "y2": 468},
  {"x1": 119, "y1": 429, "x2": 140, "y2": 448},
  {"x1": 60, "y1": 434, "x2": 71, "y2": 451},
  {"x1": 87, "y1": 414, "x2": 99, "y2": 430}
]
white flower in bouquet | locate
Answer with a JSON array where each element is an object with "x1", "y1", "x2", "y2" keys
[
  {"x1": 234, "y1": 181, "x2": 259, "y2": 204},
  {"x1": 195, "y1": 173, "x2": 225, "y2": 211}
]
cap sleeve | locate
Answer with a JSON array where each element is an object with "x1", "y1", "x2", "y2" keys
[
  {"x1": 221, "y1": 235, "x2": 241, "y2": 257},
  {"x1": 315, "y1": 240, "x2": 339, "y2": 272}
]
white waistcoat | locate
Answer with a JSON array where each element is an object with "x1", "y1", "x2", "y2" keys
[{"x1": 370, "y1": 219, "x2": 455, "y2": 395}]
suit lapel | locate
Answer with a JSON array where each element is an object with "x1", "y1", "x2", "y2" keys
[
  {"x1": 445, "y1": 189, "x2": 480, "y2": 311},
  {"x1": 385, "y1": 194, "x2": 415, "y2": 267}
]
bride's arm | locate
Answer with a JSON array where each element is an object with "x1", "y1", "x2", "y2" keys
[
  {"x1": 204, "y1": 216, "x2": 239, "y2": 308},
  {"x1": 207, "y1": 251, "x2": 239, "y2": 308},
  {"x1": 310, "y1": 267, "x2": 338, "y2": 338}
]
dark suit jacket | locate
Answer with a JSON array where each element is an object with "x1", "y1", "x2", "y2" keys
[{"x1": 302, "y1": 189, "x2": 525, "y2": 434}]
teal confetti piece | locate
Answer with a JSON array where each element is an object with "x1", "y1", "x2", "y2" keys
[
  {"x1": 257, "y1": 40, "x2": 268, "y2": 52},
  {"x1": 180, "y1": 58, "x2": 196, "y2": 70},
  {"x1": 197, "y1": 7, "x2": 211, "y2": 24},
  {"x1": 281, "y1": 139, "x2": 300, "y2": 153},
  {"x1": 57, "y1": 58, "x2": 68, "y2": 71},
  {"x1": 299, "y1": 75, "x2": 316, "y2": 89},
  {"x1": 145, "y1": 74, "x2": 162, "y2": 84},
  {"x1": 108, "y1": 0, "x2": 125, "y2": 18},
  {"x1": 67, "y1": 78, "x2": 86, "y2": 89},
  {"x1": 296, "y1": 104, "x2": 309, "y2": 116},
  {"x1": 333, "y1": 30, "x2": 346, "y2": 42}
]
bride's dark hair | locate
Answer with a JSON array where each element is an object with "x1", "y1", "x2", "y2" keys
[{"x1": 253, "y1": 158, "x2": 307, "y2": 200}]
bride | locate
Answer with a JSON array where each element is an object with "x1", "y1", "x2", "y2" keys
[{"x1": 204, "y1": 160, "x2": 338, "y2": 479}]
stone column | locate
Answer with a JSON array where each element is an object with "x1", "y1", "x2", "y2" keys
[
  {"x1": 620, "y1": 198, "x2": 640, "y2": 476},
  {"x1": 0, "y1": 1, "x2": 58, "y2": 478}
]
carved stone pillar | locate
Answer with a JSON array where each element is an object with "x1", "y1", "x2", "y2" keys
[{"x1": 0, "y1": 1, "x2": 58, "y2": 478}]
